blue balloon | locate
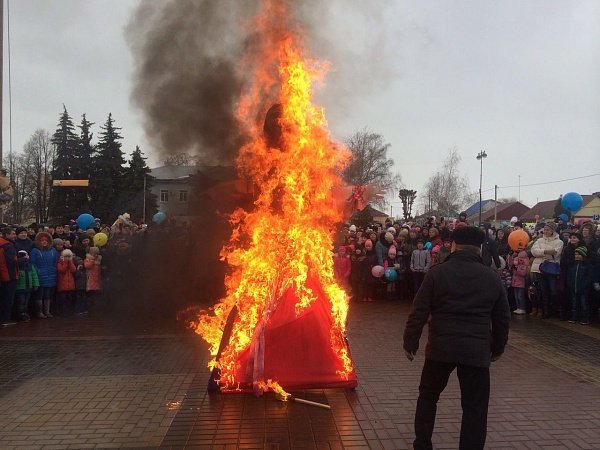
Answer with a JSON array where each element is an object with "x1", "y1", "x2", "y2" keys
[
  {"x1": 424, "y1": 241, "x2": 432, "y2": 250},
  {"x1": 384, "y1": 268, "x2": 398, "y2": 281},
  {"x1": 561, "y1": 192, "x2": 583, "y2": 212},
  {"x1": 77, "y1": 213, "x2": 95, "y2": 230},
  {"x1": 153, "y1": 211, "x2": 166, "y2": 224}
]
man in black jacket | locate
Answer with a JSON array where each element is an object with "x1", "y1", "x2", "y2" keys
[{"x1": 403, "y1": 226, "x2": 510, "y2": 450}]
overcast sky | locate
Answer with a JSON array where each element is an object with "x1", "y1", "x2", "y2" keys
[{"x1": 3, "y1": 0, "x2": 599, "y2": 213}]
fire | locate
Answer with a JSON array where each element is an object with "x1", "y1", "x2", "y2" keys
[{"x1": 189, "y1": 0, "x2": 356, "y2": 393}]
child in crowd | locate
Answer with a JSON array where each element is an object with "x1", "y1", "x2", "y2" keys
[
  {"x1": 333, "y1": 246, "x2": 351, "y2": 291},
  {"x1": 73, "y1": 256, "x2": 88, "y2": 314},
  {"x1": 57, "y1": 249, "x2": 76, "y2": 316},
  {"x1": 566, "y1": 246, "x2": 593, "y2": 325},
  {"x1": 84, "y1": 246, "x2": 103, "y2": 310},
  {"x1": 53, "y1": 238, "x2": 65, "y2": 256},
  {"x1": 384, "y1": 245, "x2": 398, "y2": 301},
  {"x1": 511, "y1": 251, "x2": 528, "y2": 315},
  {"x1": 411, "y1": 239, "x2": 431, "y2": 294},
  {"x1": 14, "y1": 250, "x2": 39, "y2": 322}
]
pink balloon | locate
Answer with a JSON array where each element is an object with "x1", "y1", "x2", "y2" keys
[
  {"x1": 534, "y1": 214, "x2": 540, "y2": 220},
  {"x1": 371, "y1": 265, "x2": 385, "y2": 278}
]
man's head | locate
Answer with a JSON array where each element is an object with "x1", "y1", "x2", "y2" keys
[
  {"x1": 450, "y1": 226, "x2": 485, "y2": 254},
  {"x1": 55, "y1": 225, "x2": 64, "y2": 235},
  {"x1": 1, "y1": 227, "x2": 16, "y2": 241}
]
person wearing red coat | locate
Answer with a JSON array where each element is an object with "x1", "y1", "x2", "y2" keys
[
  {"x1": 333, "y1": 246, "x2": 352, "y2": 291},
  {"x1": 84, "y1": 246, "x2": 103, "y2": 310},
  {"x1": 57, "y1": 249, "x2": 76, "y2": 316}
]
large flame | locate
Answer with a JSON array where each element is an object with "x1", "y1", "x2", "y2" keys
[{"x1": 189, "y1": 0, "x2": 354, "y2": 392}]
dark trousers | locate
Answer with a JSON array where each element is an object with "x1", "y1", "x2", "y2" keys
[
  {"x1": 0, "y1": 279, "x2": 18, "y2": 322},
  {"x1": 414, "y1": 358, "x2": 490, "y2": 450},
  {"x1": 412, "y1": 271, "x2": 426, "y2": 295}
]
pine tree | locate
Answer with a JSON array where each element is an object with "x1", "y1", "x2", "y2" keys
[
  {"x1": 120, "y1": 145, "x2": 157, "y2": 222},
  {"x1": 48, "y1": 105, "x2": 81, "y2": 222},
  {"x1": 73, "y1": 114, "x2": 96, "y2": 216},
  {"x1": 90, "y1": 113, "x2": 126, "y2": 223}
]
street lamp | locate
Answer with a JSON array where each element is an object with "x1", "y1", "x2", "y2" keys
[
  {"x1": 476, "y1": 151, "x2": 487, "y2": 225},
  {"x1": 398, "y1": 189, "x2": 417, "y2": 220}
]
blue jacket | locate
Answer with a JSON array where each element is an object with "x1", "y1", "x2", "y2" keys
[{"x1": 30, "y1": 247, "x2": 58, "y2": 287}]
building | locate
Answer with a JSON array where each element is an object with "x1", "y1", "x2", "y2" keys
[{"x1": 150, "y1": 166, "x2": 201, "y2": 223}]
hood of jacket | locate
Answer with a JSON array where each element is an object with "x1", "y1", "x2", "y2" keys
[{"x1": 34, "y1": 231, "x2": 54, "y2": 250}]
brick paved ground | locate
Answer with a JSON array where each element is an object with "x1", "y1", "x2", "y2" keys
[{"x1": 0, "y1": 300, "x2": 599, "y2": 449}]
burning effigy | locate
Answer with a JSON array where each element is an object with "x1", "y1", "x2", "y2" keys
[{"x1": 179, "y1": 0, "x2": 383, "y2": 396}]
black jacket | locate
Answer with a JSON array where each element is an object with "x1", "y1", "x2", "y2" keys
[{"x1": 403, "y1": 250, "x2": 510, "y2": 367}]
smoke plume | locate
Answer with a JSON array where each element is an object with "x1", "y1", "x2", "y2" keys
[{"x1": 126, "y1": 0, "x2": 398, "y2": 164}]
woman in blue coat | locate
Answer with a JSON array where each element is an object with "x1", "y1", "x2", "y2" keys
[{"x1": 30, "y1": 232, "x2": 58, "y2": 318}]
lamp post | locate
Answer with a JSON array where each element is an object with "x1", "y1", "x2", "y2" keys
[
  {"x1": 476, "y1": 151, "x2": 487, "y2": 225},
  {"x1": 398, "y1": 189, "x2": 417, "y2": 220}
]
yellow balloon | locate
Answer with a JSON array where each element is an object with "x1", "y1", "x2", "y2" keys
[{"x1": 93, "y1": 232, "x2": 108, "y2": 247}]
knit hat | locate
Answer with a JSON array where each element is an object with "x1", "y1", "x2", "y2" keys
[
  {"x1": 574, "y1": 246, "x2": 587, "y2": 257},
  {"x1": 349, "y1": 224, "x2": 357, "y2": 232},
  {"x1": 385, "y1": 232, "x2": 394, "y2": 243},
  {"x1": 451, "y1": 226, "x2": 485, "y2": 247},
  {"x1": 388, "y1": 246, "x2": 397, "y2": 257},
  {"x1": 387, "y1": 227, "x2": 397, "y2": 235},
  {"x1": 543, "y1": 222, "x2": 557, "y2": 233},
  {"x1": 569, "y1": 232, "x2": 583, "y2": 241},
  {"x1": 558, "y1": 214, "x2": 569, "y2": 223},
  {"x1": 53, "y1": 238, "x2": 64, "y2": 246},
  {"x1": 15, "y1": 226, "x2": 26, "y2": 235},
  {"x1": 62, "y1": 249, "x2": 73, "y2": 258},
  {"x1": 364, "y1": 239, "x2": 373, "y2": 249},
  {"x1": 88, "y1": 246, "x2": 100, "y2": 255}
]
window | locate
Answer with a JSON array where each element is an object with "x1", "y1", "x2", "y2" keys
[
  {"x1": 179, "y1": 190, "x2": 188, "y2": 203},
  {"x1": 160, "y1": 190, "x2": 169, "y2": 202}
]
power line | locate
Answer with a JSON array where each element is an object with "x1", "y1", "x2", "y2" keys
[{"x1": 499, "y1": 173, "x2": 600, "y2": 189}]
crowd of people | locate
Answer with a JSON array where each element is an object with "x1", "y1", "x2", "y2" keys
[
  {"x1": 0, "y1": 215, "x2": 188, "y2": 326},
  {"x1": 333, "y1": 213, "x2": 600, "y2": 325}
]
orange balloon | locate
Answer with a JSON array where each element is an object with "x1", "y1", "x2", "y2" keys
[{"x1": 508, "y1": 230, "x2": 530, "y2": 251}]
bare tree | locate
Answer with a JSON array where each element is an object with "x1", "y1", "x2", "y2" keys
[
  {"x1": 420, "y1": 148, "x2": 475, "y2": 217},
  {"x1": 162, "y1": 152, "x2": 202, "y2": 166},
  {"x1": 499, "y1": 196, "x2": 518, "y2": 203},
  {"x1": 342, "y1": 129, "x2": 396, "y2": 188},
  {"x1": 3, "y1": 152, "x2": 37, "y2": 224},
  {"x1": 22, "y1": 129, "x2": 55, "y2": 223}
]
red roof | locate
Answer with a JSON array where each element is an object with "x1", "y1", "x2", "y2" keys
[{"x1": 479, "y1": 202, "x2": 530, "y2": 222}]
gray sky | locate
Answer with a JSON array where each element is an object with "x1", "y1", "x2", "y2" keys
[{"x1": 3, "y1": 0, "x2": 599, "y2": 214}]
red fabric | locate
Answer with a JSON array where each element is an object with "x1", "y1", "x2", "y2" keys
[
  {"x1": 230, "y1": 275, "x2": 358, "y2": 391},
  {"x1": 57, "y1": 259, "x2": 76, "y2": 292}
]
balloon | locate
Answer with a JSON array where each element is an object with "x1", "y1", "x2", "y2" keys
[
  {"x1": 93, "y1": 232, "x2": 108, "y2": 247},
  {"x1": 153, "y1": 211, "x2": 166, "y2": 224},
  {"x1": 508, "y1": 230, "x2": 530, "y2": 251},
  {"x1": 561, "y1": 192, "x2": 584, "y2": 212},
  {"x1": 424, "y1": 242, "x2": 432, "y2": 250},
  {"x1": 371, "y1": 265, "x2": 385, "y2": 278},
  {"x1": 384, "y1": 268, "x2": 398, "y2": 281},
  {"x1": 77, "y1": 213, "x2": 95, "y2": 230},
  {"x1": 534, "y1": 214, "x2": 540, "y2": 220}
]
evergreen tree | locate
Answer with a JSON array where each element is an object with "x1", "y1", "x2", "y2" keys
[
  {"x1": 120, "y1": 145, "x2": 157, "y2": 222},
  {"x1": 48, "y1": 105, "x2": 81, "y2": 222},
  {"x1": 74, "y1": 114, "x2": 96, "y2": 216},
  {"x1": 90, "y1": 113, "x2": 126, "y2": 223}
]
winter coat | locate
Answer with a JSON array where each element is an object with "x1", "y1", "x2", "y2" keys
[
  {"x1": 84, "y1": 253, "x2": 102, "y2": 291},
  {"x1": 481, "y1": 236, "x2": 501, "y2": 268},
  {"x1": 57, "y1": 258, "x2": 76, "y2": 292},
  {"x1": 530, "y1": 232, "x2": 564, "y2": 274},
  {"x1": 403, "y1": 250, "x2": 511, "y2": 367},
  {"x1": 565, "y1": 259, "x2": 593, "y2": 294},
  {"x1": 411, "y1": 248, "x2": 431, "y2": 273},
  {"x1": 16, "y1": 261, "x2": 39, "y2": 292},
  {"x1": 375, "y1": 233, "x2": 392, "y2": 266},
  {"x1": 0, "y1": 237, "x2": 19, "y2": 282},
  {"x1": 361, "y1": 249, "x2": 379, "y2": 285},
  {"x1": 333, "y1": 254, "x2": 351, "y2": 281},
  {"x1": 29, "y1": 232, "x2": 59, "y2": 287},
  {"x1": 511, "y1": 260, "x2": 528, "y2": 289},
  {"x1": 73, "y1": 256, "x2": 87, "y2": 291},
  {"x1": 14, "y1": 237, "x2": 34, "y2": 254}
]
